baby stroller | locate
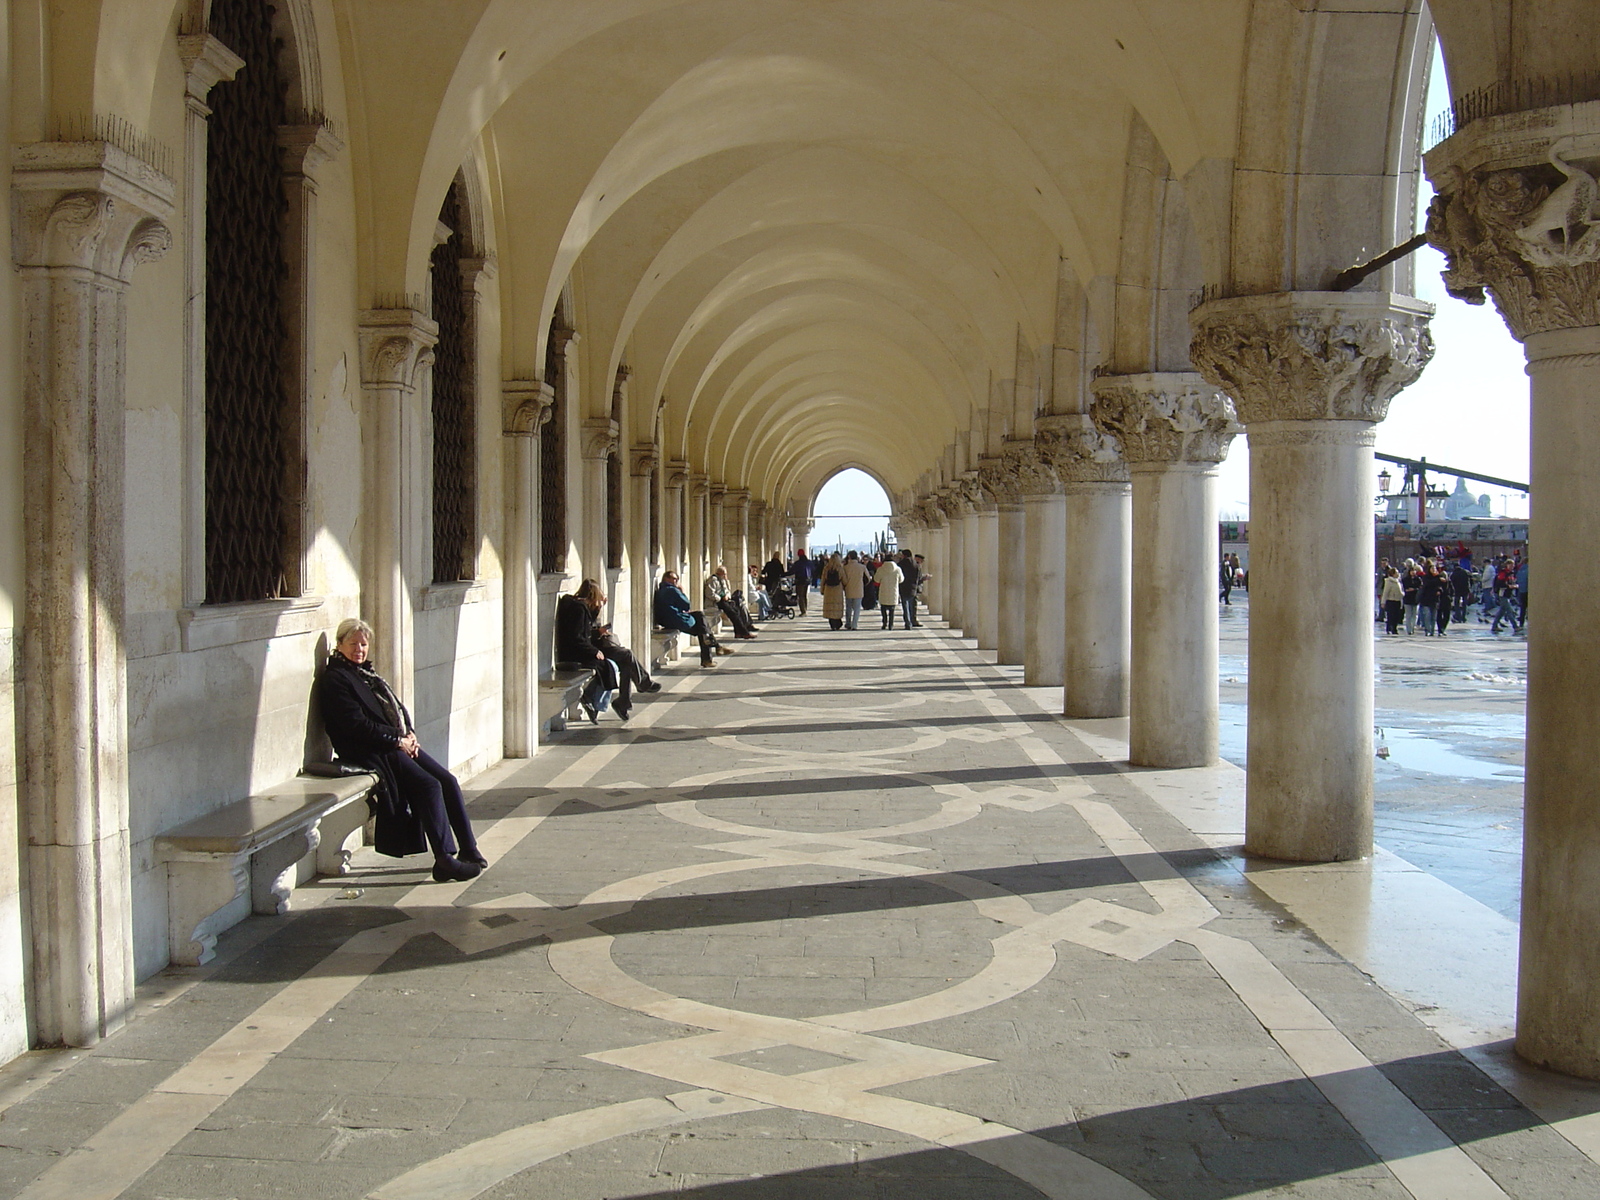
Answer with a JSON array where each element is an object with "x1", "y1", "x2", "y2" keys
[{"x1": 767, "y1": 575, "x2": 799, "y2": 618}]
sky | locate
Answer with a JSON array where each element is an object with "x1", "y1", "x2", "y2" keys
[{"x1": 805, "y1": 43, "x2": 1531, "y2": 544}]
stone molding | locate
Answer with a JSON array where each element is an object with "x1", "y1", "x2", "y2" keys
[
  {"x1": 722, "y1": 489, "x2": 751, "y2": 512},
  {"x1": 1244, "y1": 421, "x2": 1379, "y2": 450},
  {"x1": 1189, "y1": 292, "x2": 1434, "y2": 425},
  {"x1": 1089, "y1": 373, "x2": 1239, "y2": 465},
  {"x1": 177, "y1": 32, "x2": 244, "y2": 105},
  {"x1": 664, "y1": 459, "x2": 690, "y2": 490},
  {"x1": 277, "y1": 122, "x2": 342, "y2": 186},
  {"x1": 501, "y1": 379, "x2": 555, "y2": 436},
  {"x1": 1033, "y1": 413, "x2": 1129, "y2": 484},
  {"x1": 580, "y1": 417, "x2": 620, "y2": 461},
  {"x1": 688, "y1": 473, "x2": 710, "y2": 501},
  {"x1": 358, "y1": 309, "x2": 437, "y2": 391},
  {"x1": 1424, "y1": 101, "x2": 1600, "y2": 339}
]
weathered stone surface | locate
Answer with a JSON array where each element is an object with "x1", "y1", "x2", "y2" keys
[{"x1": 1089, "y1": 374, "x2": 1239, "y2": 465}]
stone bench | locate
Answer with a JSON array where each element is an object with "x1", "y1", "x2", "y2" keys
[
  {"x1": 650, "y1": 627, "x2": 682, "y2": 671},
  {"x1": 539, "y1": 667, "x2": 595, "y2": 732},
  {"x1": 157, "y1": 771, "x2": 377, "y2": 966}
]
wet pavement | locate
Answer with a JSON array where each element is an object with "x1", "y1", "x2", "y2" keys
[{"x1": 1218, "y1": 595, "x2": 1527, "y2": 921}]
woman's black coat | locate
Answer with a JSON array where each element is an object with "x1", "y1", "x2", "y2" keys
[
  {"x1": 554, "y1": 594, "x2": 603, "y2": 665},
  {"x1": 316, "y1": 656, "x2": 427, "y2": 857}
]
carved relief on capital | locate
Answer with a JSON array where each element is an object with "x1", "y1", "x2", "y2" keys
[
  {"x1": 1089, "y1": 373, "x2": 1239, "y2": 465},
  {"x1": 996, "y1": 440, "x2": 1066, "y2": 497},
  {"x1": 580, "y1": 418, "x2": 620, "y2": 461},
  {"x1": 664, "y1": 460, "x2": 690, "y2": 491},
  {"x1": 13, "y1": 142, "x2": 177, "y2": 278},
  {"x1": 1189, "y1": 294, "x2": 1434, "y2": 426},
  {"x1": 359, "y1": 310, "x2": 438, "y2": 391},
  {"x1": 1425, "y1": 106, "x2": 1600, "y2": 339},
  {"x1": 502, "y1": 379, "x2": 555, "y2": 436},
  {"x1": 688, "y1": 474, "x2": 710, "y2": 501},
  {"x1": 1034, "y1": 414, "x2": 1129, "y2": 484}
]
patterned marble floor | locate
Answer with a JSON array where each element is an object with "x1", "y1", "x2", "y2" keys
[{"x1": 3, "y1": 618, "x2": 1599, "y2": 1199}]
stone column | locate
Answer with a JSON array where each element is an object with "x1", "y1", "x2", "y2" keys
[
  {"x1": 687, "y1": 474, "x2": 710, "y2": 597},
  {"x1": 1192, "y1": 293, "x2": 1433, "y2": 862},
  {"x1": 723, "y1": 490, "x2": 751, "y2": 580},
  {"x1": 358, "y1": 309, "x2": 437, "y2": 708},
  {"x1": 986, "y1": 454, "x2": 1032, "y2": 665},
  {"x1": 629, "y1": 446, "x2": 659, "y2": 654},
  {"x1": 14, "y1": 141, "x2": 175, "y2": 1046},
  {"x1": 940, "y1": 492, "x2": 967, "y2": 629},
  {"x1": 1425, "y1": 103, "x2": 1600, "y2": 1077},
  {"x1": 1000, "y1": 442, "x2": 1067, "y2": 685},
  {"x1": 972, "y1": 470, "x2": 1001, "y2": 651},
  {"x1": 1091, "y1": 375, "x2": 1238, "y2": 767},
  {"x1": 1038, "y1": 415, "x2": 1131, "y2": 718},
  {"x1": 926, "y1": 514, "x2": 949, "y2": 619},
  {"x1": 579, "y1": 417, "x2": 618, "y2": 579},
  {"x1": 501, "y1": 381, "x2": 555, "y2": 756},
  {"x1": 663, "y1": 460, "x2": 688, "y2": 572}
]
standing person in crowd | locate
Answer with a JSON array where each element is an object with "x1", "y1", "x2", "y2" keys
[
  {"x1": 874, "y1": 552, "x2": 904, "y2": 629},
  {"x1": 791, "y1": 548, "x2": 813, "y2": 616},
  {"x1": 1401, "y1": 559, "x2": 1421, "y2": 635},
  {"x1": 1220, "y1": 557, "x2": 1235, "y2": 605},
  {"x1": 897, "y1": 549, "x2": 921, "y2": 628},
  {"x1": 1380, "y1": 567, "x2": 1405, "y2": 635},
  {"x1": 1516, "y1": 552, "x2": 1529, "y2": 625},
  {"x1": 1418, "y1": 560, "x2": 1443, "y2": 636},
  {"x1": 841, "y1": 550, "x2": 869, "y2": 630},
  {"x1": 1450, "y1": 558, "x2": 1473, "y2": 623},
  {"x1": 1434, "y1": 564, "x2": 1453, "y2": 637},
  {"x1": 1491, "y1": 557, "x2": 1523, "y2": 633},
  {"x1": 1479, "y1": 557, "x2": 1498, "y2": 620},
  {"x1": 820, "y1": 552, "x2": 845, "y2": 630},
  {"x1": 705, "y1": 565, "x2": 758, "y2": 640},
  {"x1": 655, "y1": 570, "x2": 731, "y2": 667},
  {"x1": 762, "y1": 550, "x2": 787, "y2": 603},
  {"x1": 318, "y1": 618, "x2": 485, "y2": 882}
]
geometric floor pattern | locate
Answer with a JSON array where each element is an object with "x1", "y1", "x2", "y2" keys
[{"x1": 2, "y1": 620, "x2": 1598, "y2": 1198}]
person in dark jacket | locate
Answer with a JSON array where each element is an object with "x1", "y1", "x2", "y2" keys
[
  {"x1": 897, "y1": 549, "x2": 921, "y2": 628},
  {"x1": 654, "y1": 571, "x2": 728, "y2": 667},
  {"x1": 790, "y1": 549, "x2": 812, "y2": 615},
  {"x1": 316, "y1": 618, "x2": 484, "y2": 882},
  {"x1": 555, "y1": 579, "x2": 654, "y2": 722}
]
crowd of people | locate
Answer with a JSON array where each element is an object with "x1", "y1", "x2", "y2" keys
[{"x1": 1377, "y1": 551, "x2": 1528, "y2": 636}]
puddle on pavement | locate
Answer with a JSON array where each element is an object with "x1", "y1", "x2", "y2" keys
[{"x1": 1376, "y1": 726, "x2": 1524, "y2": 782}]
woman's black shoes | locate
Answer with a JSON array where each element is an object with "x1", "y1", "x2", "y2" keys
[{"x1": 432, "y1": 855, "x2": 482, "y2": 882}]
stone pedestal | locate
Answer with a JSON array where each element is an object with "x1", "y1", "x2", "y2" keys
[
  {"x1": 1192, "y1": 292, "x2": 1433, "y2": 862},
  {"x1": 14, "y1": 141, "x2": 175, "y2": 1046},
  {"x1": 1091, "y1": 375, "x2": 1238, "y2": 767},
  {"x1": 1426, "y1": 100, "x2": 1600, "y2": 1076},
  {"x1": 1038, "y1": 416, "x2": 1131, "y2": 718}
]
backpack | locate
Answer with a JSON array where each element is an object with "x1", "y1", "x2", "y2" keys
[{"x1": 824, "y1": 567, "x2": 841, "y2": 587}]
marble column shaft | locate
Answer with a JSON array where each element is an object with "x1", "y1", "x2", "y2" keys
[
  {"x1": 1426, "y1": 101, "x2": 1600, "y2": 1077},
  {"x1": 1023, "y1": 493, "x2": 1066, "y2": 686},
  {"x1": 1038, "y1": 416, "x2": 1131, "y2": 719},
  {"x1": 501, "y1": 381, "x2": 556, "y2": 757},
  {"x1": 14, "y1": 141, "x2": 175, "y2": 1046},
  {"x1": 1192, "y1": 292, "x2": 1434, "y2": 862},
  {"x1": 1091, "y1": 374, "x2": 1238, "y2": 767}
]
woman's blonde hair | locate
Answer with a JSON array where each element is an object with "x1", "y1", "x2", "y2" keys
[
  {"x1": 575, "y1": 578, "x2": 605, "y2": 607},
  {"x1": 335, "y1": 617, "x2": 374, "y2": 645}
]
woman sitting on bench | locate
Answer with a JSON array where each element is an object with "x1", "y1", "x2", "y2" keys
[{"x1": 317, "y1": 618, "x2": 486, "y2": 882}]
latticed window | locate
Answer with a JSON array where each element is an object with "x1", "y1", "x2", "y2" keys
[
  {"x1": 430, "y1": 178, "x2": 475, "y2": 583},
  {"x1": 539, "y1": 319, "x2": 568, "y2": 574},
  {"x1": 204, "y1": 0, "x2": 289, "y2": 604},
  {"x1": 649, "y1": 465, "x2": 660, "y2": 561},
  {"x1": 605, "y1": 371, "x2": 625, "y2": 570}
]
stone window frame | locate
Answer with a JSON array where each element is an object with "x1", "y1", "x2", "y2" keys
[{"x1": 176, "y1": 0, "x2": 339, "y2": 649}]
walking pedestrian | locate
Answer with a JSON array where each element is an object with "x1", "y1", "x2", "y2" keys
[
  {"x1": 897, "y1": 549, "x2": 921, "y2": 628},
  {"x1": 1381, "y1": 567, "x2": 1404, "y2": 635},
  {"x1": 821, "y1": 553, "x2": 845, "y2": 630},
  {"x1": 874, "y1": 553, "x2": 904, "y2": 629},
  {"x1": 841, "y1": 550, "x2": 869, "y2": 630}
]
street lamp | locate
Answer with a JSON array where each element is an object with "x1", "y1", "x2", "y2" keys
[{"x1": 1377, "y1": 468, "x2": 1391, "y2": 494}]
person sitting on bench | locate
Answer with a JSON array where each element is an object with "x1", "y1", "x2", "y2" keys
[
  {"x1": 555, "y1": 579, "x2": 656, "y2": 722},
  {"x1": 317, "y1": 618, "x2": 485, "y2": 882},
  {"x1": 705, "y1": 564, "x2": 758, "y2": 640},
  {"x1": 655, "y1": 571, "x2": 730, "y2": 667}
]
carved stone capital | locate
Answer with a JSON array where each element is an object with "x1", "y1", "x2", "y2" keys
[
  {"x1": 664, "y1": 459, "x2": 690, "y2": 490},
  {"x1": 630, "y1": 445, "x2": 658, "y2": 477},
  {"x1": 1425, "y1": 102, "x2": 1600, "y2": 339},
  {"x1": 996, "y1": 440, "x2": 1065, "y2": 497},
  {"x1": 1034, "y1": 413, "x2": 1130, "y2": 484},
  {"x1": 688, "y1": 473, "x2": 710, "y2": 501},
  {"x1": 502, "y1": 379, "x2": 555, "y2": 436},
  {"x1": 277, "y1": 122, "x2": 342, "y2": 184},
  {"x1": 1189, "y1": 292, "x2": 1434, "y2": 426},
  {"x1": 722, "y1": 489, "x2": 751, "y2": 513},
  {"x1": 1089, "y1": 373, "x2": 1239, "y2": 465},
  {"x1": 580, "y1": 418, "x2": 619, "y2": 461},
  {"x1": 178, "y1": 32, "x2": 244, "y2": 105},
  {"x1": 13, "y1": 141, "x2": 176, "y2": 279},
  {"x1": 358, "y1": 309, "x2": 438, "y2": 391}
]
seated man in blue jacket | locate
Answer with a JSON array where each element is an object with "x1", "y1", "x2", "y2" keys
[{"x1": 654, "y1": 571, "x2": 730, "y2": 667}]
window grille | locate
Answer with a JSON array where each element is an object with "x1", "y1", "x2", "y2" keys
[
  {"x1": 605, "y1": 371, "x2": 624, "y2": 570},
  {"x1": 649, "y1": 465, "x2": 660, "y2": 561},
  {"x1": 204, "y1": 0, "x2": 289, "y2": 604},
  {"x1": 539, "y1": 320, "x2": 568, "y2": 574},
  {"x1": 430, "y1": 179, "x2": 474, "y2": 583}
]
